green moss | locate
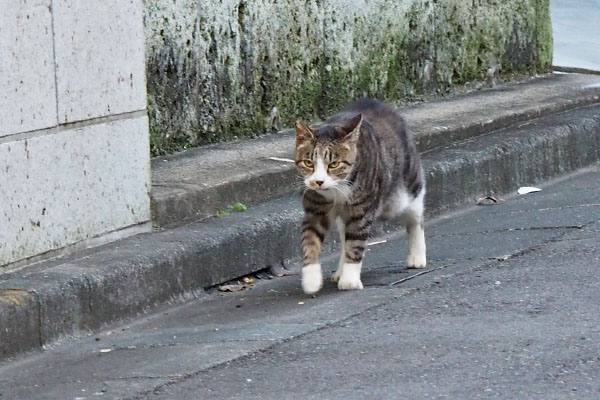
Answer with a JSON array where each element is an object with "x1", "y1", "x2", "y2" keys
[
  {"x1": 145, "y1": 0, "x2": 554, "y2": 157},
  {"x1": 534, "y1": 0, "x2": 553, "y2": 72}
]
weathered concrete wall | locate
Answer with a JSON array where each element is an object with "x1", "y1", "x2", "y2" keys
[
  {"x1": 0, "y1": 0, "x2": 151, "y2": 270},
  {"x1": 145, "y1": 0, "x2": 552, "y2": 156}
]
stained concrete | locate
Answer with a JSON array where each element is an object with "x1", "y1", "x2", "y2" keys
[
  {"x1": 1, "y1": 1, "x2": 151, "y2": 269},
  {"x1": 53, "y1": 0, "x2": 147, "y2": 123},
  {"x1": 0, "y1": 0, "x2": 57, "y2": 136},
  {"x1": 144, "y1": 0, "x2": 553, "y2": 155},
  {"x1": 0, "y1": 117, "x2": 151, "y2": 269}
]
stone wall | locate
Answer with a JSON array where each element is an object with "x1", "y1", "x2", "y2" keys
[
  {"x1": 145, "y1": 0, "x2": 552, "y2": 155},
  {"x1": 0, "y1": 0, "x2": 151, "y2": 270}
]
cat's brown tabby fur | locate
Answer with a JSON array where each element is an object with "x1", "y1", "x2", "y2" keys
[{"x1": 294, "y1": 99, "x2": 426, "y2": 294}]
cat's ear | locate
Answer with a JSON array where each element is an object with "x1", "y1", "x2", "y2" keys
[
  {"x1": 295, "y1": 120, "x2": 315, "y2": 146},
  {"x1": 339, "y1": 114, "x2": 363, "y2": 144}
]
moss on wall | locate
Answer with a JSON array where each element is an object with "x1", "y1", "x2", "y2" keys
[{"x1": 144, "y1": 0, "x2": 553, "y2": 156}]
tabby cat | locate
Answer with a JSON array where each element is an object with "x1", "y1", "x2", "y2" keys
[{"x1": 294, "y1": 99, "x2": 426, "y2": 294}]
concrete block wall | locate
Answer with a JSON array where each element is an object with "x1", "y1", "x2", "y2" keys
[{"x1": 0, "y1": 0, "x2": 151, "y2": 271}]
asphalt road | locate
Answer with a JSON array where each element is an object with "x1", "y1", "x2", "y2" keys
[
  {"x1": 552, "y1": 0, "x2": 600, "y2": 71},
  {"x1": 0, "y1": 165, "x2": 599, "y2": 399}
]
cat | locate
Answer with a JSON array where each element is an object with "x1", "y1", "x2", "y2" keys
[{"x1": 294, "y1": 99, "x2": 426, "y2": 294}]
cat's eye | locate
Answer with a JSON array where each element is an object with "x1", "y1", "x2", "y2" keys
[
  {"x1": 328, "y1": 161, "x2": 340, "y2": 169},
  {"x1": 303, "y1": 160, "x2": 314, "y2": 168}
]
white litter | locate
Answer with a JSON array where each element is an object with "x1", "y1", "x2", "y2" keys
[
  {"x1": 267, "y1": 157, "x2": 295, "y2": 163},
  {"x1": 99, "y1": 349, "x2": 112, "y2": 353},
  {"x1": 366, "y1": 239, "x2": 387, "y2": 246},
  {"x1": 517, "y1": 186, "x2": 542, "y2": 195}
]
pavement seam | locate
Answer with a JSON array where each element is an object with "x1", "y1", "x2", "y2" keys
[
  {"x1": 501, "y1": 203, "x2": 600, "y2": 214},
  {"x1": 427, "y1": 225, "x2": 585, "y2": 238}
]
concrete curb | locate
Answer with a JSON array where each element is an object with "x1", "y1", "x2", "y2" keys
[
  {"x1": 1, "y1": 103, "x2": 599, "y2": 361},
  {"x1": 150, "y1": 73, "x2": 600, "y2": 227}
]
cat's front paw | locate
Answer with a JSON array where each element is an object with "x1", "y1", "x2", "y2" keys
[
  {"x1": 407, "y1": 253, "x2": 426, "y2": 269},
  {"x1": 337, "y1": 263, "x2": 363, "y2": 290},
  {"x1": 302, "y1": 263, "x2": 323, "y2": 294}
]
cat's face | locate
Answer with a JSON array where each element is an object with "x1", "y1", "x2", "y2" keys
[{"x1": 294, "y1": 114, "x2": 362, "y2": 193}]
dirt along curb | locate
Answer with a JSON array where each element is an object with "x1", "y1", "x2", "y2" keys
[{"x1": 1, "y1": 83, "x2": 600, "y2": 362}]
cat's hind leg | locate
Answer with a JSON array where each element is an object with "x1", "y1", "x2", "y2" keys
[{"x1": 403, "y1": 191, "x2": 426, "y2": 269}]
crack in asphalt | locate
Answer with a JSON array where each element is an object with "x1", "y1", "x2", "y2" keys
[
  {"x1": 504, "y1": 203, "x2": 600, "y2": 213},
  {"x1": 427, "y1": 224, "x2": 586, "y2": 238},
  {"x1": 0, "y1": 375, "x2": 183, "y2": 390}
]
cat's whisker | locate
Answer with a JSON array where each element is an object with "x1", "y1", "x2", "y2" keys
[
  {"x1": 337, "y1": 179, "x2": 356, "y2": 190},
  {"x1": 331, "y1": 185, "x2": 351, "y2": 203}
]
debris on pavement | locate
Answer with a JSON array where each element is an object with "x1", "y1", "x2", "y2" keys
[
  {"x1": 269, "y1": 263, "x2": 289, "y2": 277},
  {"x1": 517, "y1": 186, "x2": 542, "y2": 195},
  {"x1": 218, "y1": 283, "x2": 247, "y2": 292},
  {"x1": 367, "y1": 239, "x2": 388, "y2": 246},
  {"x1": 267, "y1": 157, "x2": 295, "y2": 163},
  {"x1": 476, "y1": 196, "x2": 504, "y2": 205},
  {"x1": 216, "y1": 202, "x2": 248, "y2": 217},
  {"x1": 255, "y1": 271, "x2": 273, "y2": 280},
  {"x1": 218, "y1": 275, "x2": 257, "y2": 292}
]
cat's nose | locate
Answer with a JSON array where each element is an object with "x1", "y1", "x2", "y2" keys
[{"x1": 315, "y1": 180, "x2": 324, "y2": 187}]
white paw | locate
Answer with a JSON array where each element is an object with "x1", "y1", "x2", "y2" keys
[
  {"x1": 407, "y1": 253, "x2": 427, "y2": 269},
  {"x1": 302, "y1": 264, "x2": 323, "y2": 294},
  {"x1": 337, "y1": 263, "x2": 363, "y2": 290}
]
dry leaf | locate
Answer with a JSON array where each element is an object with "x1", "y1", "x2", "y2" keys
[
  {"x1": 517, "y1": 186, "x2": 542, "y2": 195},
  {"x1": 242, "y1": 276, "x2": 255, "y2": 284},
  {"x1": 218, "y1": 283, "x2": 246, "y2": 292}
]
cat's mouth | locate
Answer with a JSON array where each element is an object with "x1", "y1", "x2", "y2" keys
[{"x1": 306, "y1": 186, "x2": 329, "y2": 192}]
